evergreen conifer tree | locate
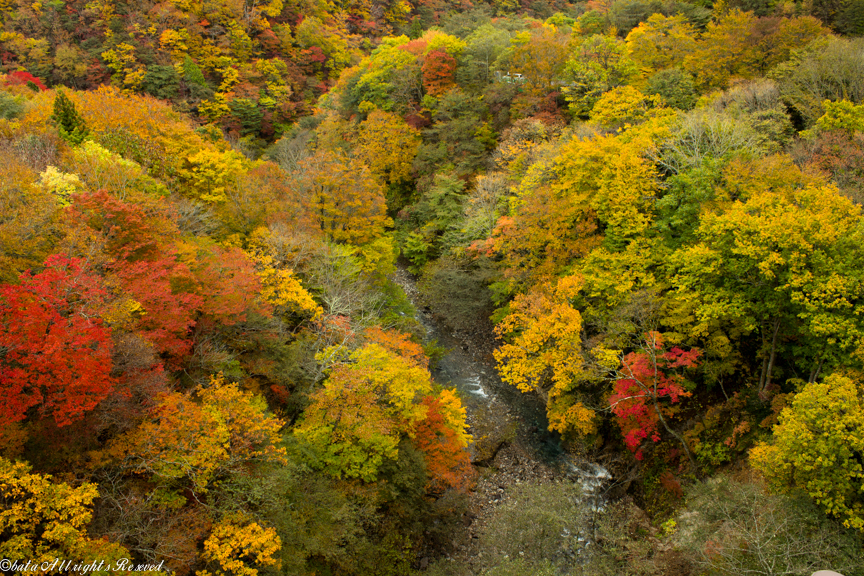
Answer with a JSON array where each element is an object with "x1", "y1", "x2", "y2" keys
[{"x1": 52, "y1": 90, "x2": 89, "y2": 145}]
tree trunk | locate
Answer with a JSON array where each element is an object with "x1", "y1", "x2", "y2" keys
[
  {"x1": 809, "y1": 357, "x2": 825, "y2": 384},
  {"x1": 651, "y1": 398, "x2": 700, "y2": 478},
  {"x1": 759, "y1": 319, "x2": 781, "y2": 399}
]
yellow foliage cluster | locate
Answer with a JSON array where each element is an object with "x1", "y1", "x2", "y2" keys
[
  {"x1": 101, "y1": 42, "x2": 145, "y2": 92},
  {"x1": 70, "y1": 140, "x2": 150, "y2": 199},
  {"x1": 751, "y1": 373, "x2": 864, "y2": 531},
  {"x1": 111, "y1": 374, "x2": 285, "y2": 493},
  {"x1": 13, "y1": 87, "x2": 252, "y2": 204},
  {"x1": 198, "y1": 513, "x2": 281, "y2": 576},
  {"x1": 102, "y1": 296, "x2": 146, "y2": 328},
  {"x1": 495, "y1": 275, "x2": 594, "y2": 435},
  {"x1": 247, "y1": 228, "x2": 323, "y2": 318},
  {"x1": 547, "y1": 400, "x2": 596, "y2": 436},
  {"x1": 37, "y1": 165, "x2": 81, "y2": 206},
  {"x1": 355, "y1": 109, "x2": 421, "y2": 186},
  {"x1": 0, "y1": 150, "x2": 60, "y2": 283},
  {"x1": 175, "y1": 147, "x2": 247, "y2": 203},
  {"x1": 0, "y1": 457, "x2": 130, "y2": 568},
  {"x1": 296, "y1": 151, "x2": 391, "y2": 245},
  {"x1": 436, "y1": 388, "x2": 473, "y2": 448},
  {"x1": 552, "y1": 132, "x2": 659, "y2": 249},
  {"x1": 294, "y1": 343, "x2": 437, "y2": 481}
]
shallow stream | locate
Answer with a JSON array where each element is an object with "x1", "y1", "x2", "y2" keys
[{"x1": 393, "y1": 266, "x2": 611, "y2": 541}]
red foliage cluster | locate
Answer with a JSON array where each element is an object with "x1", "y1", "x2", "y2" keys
[
  {"x1": 3, "y1": 70, "x2": 47, "y2": 91},
  {"x1": 69, "y1": 191, "x2": 202, "y2": 358},
  {"x1": 608, "y1": 334, "x2": 699, "y2": 459},
  {"x1": 69, "y1": 191, "x2": 265, "y2": 361},
  {"x1": 796, "y1": 131, "x2": 864, "y2": 201},
  {"x1": 398, "y1": 39, "x2": 429, "y2": 56},
  {"x1": 659, "y1": 470, "x2": 684, "y2": 499},
  {"x1": 422, "y1": 50, "x2": 457, "y2": 96},
  {"x1": 0, "y1": 255, "x2": 114, "y2": 426}
]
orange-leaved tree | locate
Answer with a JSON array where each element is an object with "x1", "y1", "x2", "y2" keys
[
  {"x1": 422, "y1": 49, "x2": 457, "y2": 96},
  {"x1": 110, "y1": 374, "x2": 285, "y2": 494},
  {"x1": 413, "y1": 390, "x2": 475, "y2": 494}
]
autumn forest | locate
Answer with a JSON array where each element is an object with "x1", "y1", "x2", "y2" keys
[{"x1": 1, "y1": 0, "x2": 864, "y2": 573}]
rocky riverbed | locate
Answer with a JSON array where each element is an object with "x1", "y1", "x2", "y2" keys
[{"x1": 392, "y1": 266, "x2": 612, "y2": 570}]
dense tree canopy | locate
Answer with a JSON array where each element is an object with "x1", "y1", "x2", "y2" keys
[{"x1": 2, "y1": 0, "x2": 864, "y2": 570}]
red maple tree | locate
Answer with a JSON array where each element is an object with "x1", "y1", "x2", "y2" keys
[
  {"x1": 3, "y1": 70, "x2": 47, "y2": 91},
  {"x1": 607, "y1": 332, "x2": 699, "y2": 461},
  {"x1": 69, "y1": 191, "x2": 202, "y2": 359},
  {"x1": 0, "y1": 254, "x2": 115, "y2": 426}
]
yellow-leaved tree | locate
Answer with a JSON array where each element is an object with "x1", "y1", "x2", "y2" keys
[
  {"x1": 197, "y1": 512, "x2": 281, "y2": 576},
  {"x1": 0, "y1": 150, "x2": 62, "y2": 283},
  {"x1": 494, "y1": 275, "x2": 595, "y2": 436},
  {"x1": 625, "y1": 14, "x2": 697, "y2": 78},
  {"x1": 295, "y1": 151, "x2": 391, "y2": 246},
  {"x1": 109, "y1": 374, "x2": 286, "y2": 494},
  {"x1": 751, "y1": 373, "x2": 864, "y2": 531},
  {"x1": 669, "y1": 179, "x2": 864, "y2": 397},
  {"x1": 354, "y1": 109, "x2": 421, "y2": 187},
  {"x1": 294, "y1": 343, "x2": 435, "y2": 482},
  {"x1": 246, "y1": 227, "x2": 323, "y2": 320},
  {"x1": 0, "y1": 457, "x2": 130, "y2": 571}
]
